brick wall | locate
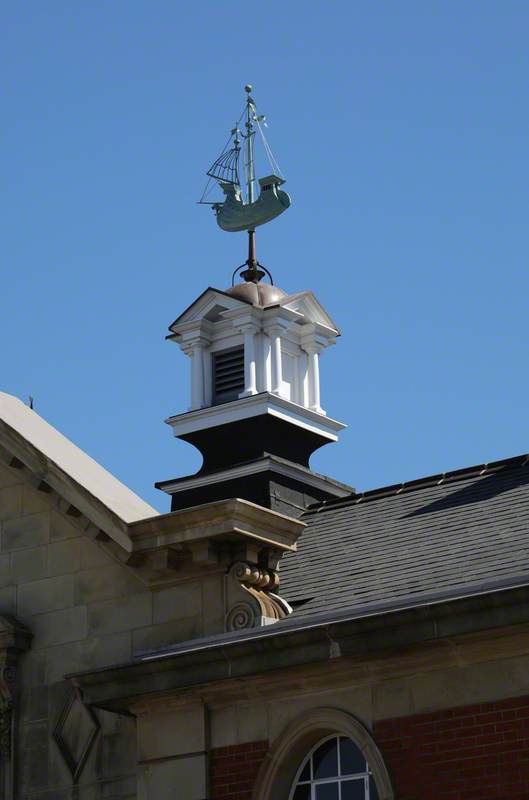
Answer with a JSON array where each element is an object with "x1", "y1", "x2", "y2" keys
[
  {"x1": 210, "y1": 740, "x2": 268, "y2": 800},
  {"x1": 374, "y1": 694, "x2": 529, "y2": 799}
]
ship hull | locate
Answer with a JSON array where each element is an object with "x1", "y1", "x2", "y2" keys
[{"x1": 215, "y1": 183, "x2": 291, "y2": 233}]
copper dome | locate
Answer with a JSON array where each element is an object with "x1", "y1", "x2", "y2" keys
[{"x1": 225, "y1": 281, "x2": 287, "y2": 307}]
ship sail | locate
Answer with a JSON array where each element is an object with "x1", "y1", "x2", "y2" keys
[
  {"x1": 200, "y1": 86, "x2": 291, "y2": 233},
  {"x1": 206, "y1": 146, "x2": 240, "y2": 185}
]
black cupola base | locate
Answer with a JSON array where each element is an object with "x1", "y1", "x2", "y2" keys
[
  {"x1": 157, "y1": 454, "x2": 353, "y2": 519},
  {"x1": 178, "y1": 413, "x2": 334, "y2": 473}
]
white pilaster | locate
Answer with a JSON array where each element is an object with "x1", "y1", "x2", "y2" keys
[
  {"x1": 239, "y1": 323, "x2": 259, "y2": 398},
  {"x1": 190, "y1": 340, "x2": 206, "y2": 410},
  {"x1": 296, "y1": 350, "x2": 309, "y2": 406},
  {"x1": 302, "y1": 341, "x2": 325, "y2": 415},
  {"x1": 203, "y1": 347, "x2": 213, "y2": 407},
  {"x1": 260, "y1": 333, "x2": 272, "y2": 392},
  {"x1": 262, "y1": 312, "x2": 295, "y2": 401},
  {"x1": 269, "y1": 326, "x2": 283, "y2": 396}
]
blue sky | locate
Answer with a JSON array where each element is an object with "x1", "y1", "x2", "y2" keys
[{"x1": 3, "y1": 1, "x2": 529, "y2": 511}]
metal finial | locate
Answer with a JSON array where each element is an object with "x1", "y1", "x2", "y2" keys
[
  {"x1": 244, "y1": 84, "x2": 252, "y2": 94},
  {"x1": 231, "y1": 228, "x2": 273, "y2": 287}
]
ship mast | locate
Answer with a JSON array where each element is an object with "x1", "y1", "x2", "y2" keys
[
  {"x1": 244, "y1": 84, "x2": 255, "y2": 204},
  {"x1": 242, "y1": 84, "x2": 261, "y2": 282}
]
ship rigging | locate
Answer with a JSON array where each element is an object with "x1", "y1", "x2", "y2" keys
[{"x1": 199, "y1": 85, "x2": 291, "y2": 282}]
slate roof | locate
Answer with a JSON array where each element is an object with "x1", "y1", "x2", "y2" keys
[{"x1": 280, "y1": 454, "x2": 529, "y2": 618}]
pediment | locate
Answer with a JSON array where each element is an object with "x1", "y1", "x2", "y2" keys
[
  {"x1": 169, "y1": 287, "x2": 251, "y2": 332},
  {"x1": 0, "y1": 392, "x2": 157, "y2": 555},
  {"x1": 282, "y1": 291, "x2": 340, "y2": 334}
]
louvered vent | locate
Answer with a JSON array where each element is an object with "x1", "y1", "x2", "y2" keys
[{"x1": 212, "y1": 347, "x2": 245, "y2": 405}]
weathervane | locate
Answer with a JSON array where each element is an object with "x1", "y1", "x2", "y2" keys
[{"x1": 199, "y1": 85, "x2": 291, "y2": 284}]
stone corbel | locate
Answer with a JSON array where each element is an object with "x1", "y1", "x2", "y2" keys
[
  {"x1": 225, "y1": 561, "x2": 292, "y2": 632},
  {"x1": 127, "y1": 498, "x2": 304, "y2": 589}
]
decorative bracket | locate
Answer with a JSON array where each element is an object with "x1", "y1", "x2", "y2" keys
[{"x1": 225, "y1": 561, "x2": 292, "y2": 632}]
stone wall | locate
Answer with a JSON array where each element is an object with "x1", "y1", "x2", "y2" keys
[
  {"x1": 0, "y1": 459, "x2": 209, "y2": 799},
  {"x1": 136, "y1": 706, "x2": 208, "y2": 800}
]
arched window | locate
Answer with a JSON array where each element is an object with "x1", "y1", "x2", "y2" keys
[
  {"x1": 290, "y1": 734, "x2": 379, "y2": 800},
  {"x1": 252, "y1": 709, "x2": 392, "y2": 800}
]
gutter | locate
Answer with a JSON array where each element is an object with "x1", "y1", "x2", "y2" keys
[
  {"x1": 69, "y1": 577, "x2": 529, "y2": 712},
  {"x1": 137, "y1": 571, "x2": 529, "y2": 661}
]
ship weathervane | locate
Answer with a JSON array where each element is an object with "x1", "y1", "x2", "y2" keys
[{"x1": 199, "y1": 85, "x2": 291, "y2": 284}]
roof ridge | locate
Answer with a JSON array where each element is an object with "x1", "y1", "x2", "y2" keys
[{"x1": 304, "y1": 452, "x2": 529, "y2": 515}]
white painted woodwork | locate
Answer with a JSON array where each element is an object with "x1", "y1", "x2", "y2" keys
[
  {"x1": 239, "y1": 324, "x2": 258, "y2": 397},
  {"x1": 281, "y1": 351, "x2": 295, "y2": 402},
  {"x1": 169, "y1": 286, "x2": 341, "y2": 426},
  {"x1": 269, "y1": 327, "x2": 283, "y2": 396},
  {"x1": 260, "y1": 333, "x2": 272, "y2": 393},
  {"x1": 166, "y1": 393, "x2": 346, "y2": 443},
  {"x1": 203, "y1": 348, "x2": 213, "y2": 407},
  {"x1": 190, "y1": 341, "x2": 205, "y2": 410},
  {"x1": 296, "y1": 350, "x2": 308, "y2": 407},
  {"x1": 303, "y1": 344, "x2": 324, "y2": 414}
]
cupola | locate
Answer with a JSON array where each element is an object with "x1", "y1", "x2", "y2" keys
[
  {"x1": 156, "y1": 85, "x2": 352, "y2": 516},
  {"x1": 157, "y1": 273, "x2": 351, "y2": 516}
]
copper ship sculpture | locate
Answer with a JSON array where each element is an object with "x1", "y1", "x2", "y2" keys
[{"x1": 199, "y1": 85, "x2": 291, "y2": 233}]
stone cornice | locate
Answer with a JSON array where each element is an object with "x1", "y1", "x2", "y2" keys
[
  {"x1": 0, "y1": 432, "x2": 134, "y2": 554},
  {"x1": 125, "y1": 498, "x2": 304, "y2": 588},
  {"x1": 69, "y1": 583, "x2": 529, "y2": 713},
  {"x1": 128, "y1": 497, "x2": 303, "y2": 553}
]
